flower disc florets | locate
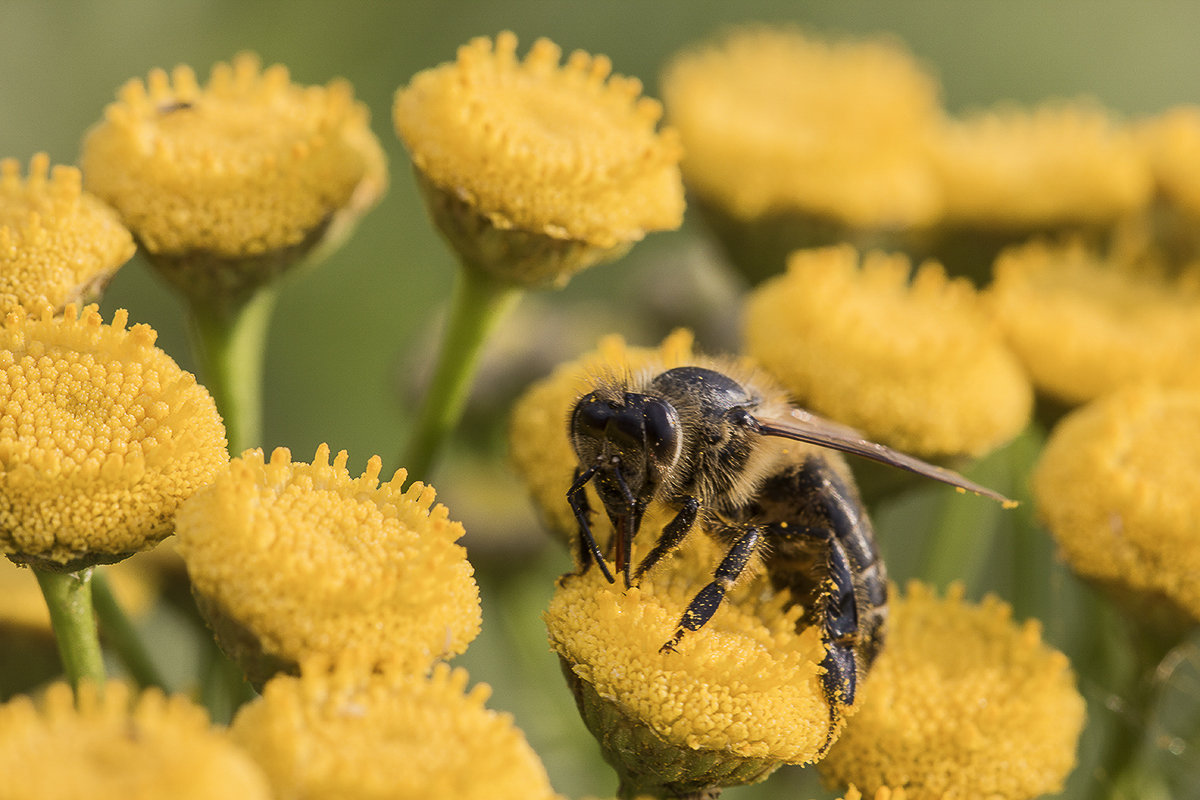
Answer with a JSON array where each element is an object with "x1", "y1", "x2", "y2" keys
[
  {"x1": 81, "y1": 52, "x2": 386, "y2": 301},
  {"x1": 547, "y1": 536, "x2": 835, "y2": 797},
  {"x1": 231, "y1": 660, "x2": 562, "y2": 800},
  {"x1": 0, "y1": 304, "x2": 227, "y2": 569},
  {"x1": 1033, "y1": 385, "x2": 1200, "y2": 624},
  {"x1": 0, "y1": 154, "x2": 135, "y2": 317},
  {"x1": 175, "y1": 445, "x2": 481, "y2": 686},
  {"x1": 394, "y1": 31, "x2": 684, "y2": 286},
  {"x1": 0, "y1": 681, "x2": 271, "y2": 800},
  {"x1": 745, "y1": 246, "x2": 1031, "y2": 457},
  {"x1": 820, "y1": 582, "x2": 1084, "y2": 800}
]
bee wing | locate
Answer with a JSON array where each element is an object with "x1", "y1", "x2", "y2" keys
[{"x1": 754, "y1": 408, "x2": 1015, "y2": 506}]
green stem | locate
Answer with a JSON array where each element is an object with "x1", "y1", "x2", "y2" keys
[
  {"x1": 402, "y1": 267, "x2": 522, "y2": 481},
  {"x1": 33, "y1": 567, "x2": 106, "y2": 692},
  {"x1": 918, "y1": 440, "x2": 1014, "y2": 591},
  {"x1": 186, "y1": 286, "x2": 279, "y2": 455},
  {"x1": 91, "y1": 568, "x2": 169, "y2": 691}
]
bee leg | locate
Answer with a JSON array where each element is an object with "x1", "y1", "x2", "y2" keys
[
  {"x1": 632, "y1": 496, "x2": 700, "y2": 584},
  {"x1": 660, "y1": 526, "x2": 763, "y2": 653},
  {"x1": 569, "y1": 466, "x2": 614, "y2": 583}
]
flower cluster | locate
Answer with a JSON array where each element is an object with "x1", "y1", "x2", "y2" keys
[
  {"x1": 9, "y1": 17, "x2": 1195, "y2": 800},
  {"x1": 175, "y1": 444, "x2": 482, "y2": 685}
]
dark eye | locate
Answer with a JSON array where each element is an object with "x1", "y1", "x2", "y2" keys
[
  {"x1": 572, "y1": 392, "x2": 611, "y2": 439},
  {"x1": 643, "y1": 398, "x2": 680, "y2": 463}
]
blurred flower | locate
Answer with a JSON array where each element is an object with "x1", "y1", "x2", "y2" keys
[
  {"x1": 928, "y1": 100, "x2": 1152, "y2": 279},
  {"x1": 508, "y1": 329, "x2": 700, "y2": 544},
  {"x1": 1138, "y1": 105, "x2": 1200, "y2": 264},
  {"x1": 931, "y1": 100, "x2": 1151, "y2": 229},
  {"x1": 1141, "y1": 105, "x2": 1200, "y2": 210},
  {"x1": 174, "y1": 445, "x2": 480, "y2": 687},
  {"x1": 81, "y1": 52, "x2": 386, "y2": 303},
  {"x1": 1033, "y1": 385, "x2": 1200, "y2": 625},
  {"x1": 394, "y1": 31, "x2": 684, "y2": 287},
  {"x1": 819, "y1": 582, "x2": 1084, "y2": 800},
  {"x1": 662, "y1": 26, "x2": 942, "y2": 280},
  {"x1": 744, "y1": 246, "x2": 1032, "y2": 458},
  {"x1": 546, "y1": 536, "x2": 834, "y2": 797},
  {"x1": 988, "y1": 239, "x2": 1200, "y2": 406},
  {"x1": 0, "y1": 154, "x2": 134, "y2": 317},
  {"x1": 0, "y1": 304, "x2": 227, "y2": 570},
  {"x1": 0, "y1": 680, "x2": 271, "y2": 799},
  {"x1": 834, "y1": 788, "x2": 908, "y2": 800},
  {"x1": 231, "y1": 659, "x2": 562, "y2": 800}
]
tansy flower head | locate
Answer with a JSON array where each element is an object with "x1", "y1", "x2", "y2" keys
[
  {"x1": 1033, "y1": 386, "x2": 1200, "y2": 625},
  {"x1": 81, "y1": 52, "x2": 386, "y2": 302},
  {"x1": 509, "y1": 329, "x2": 699, "y2": 545},
  {"x1": 819, "y1": 582, "x2": 1084, "y2": 800},
  {"x1": 0, "y1": 304, "x2": 227, "y2": 570},
  {"x1": 662, "y1": 26, "x2": 942, "y2": 228},
  {"x1": 0, "y1": 154, "x2": 135, "y2": 317},
  {"x1": 174, "y1": 445, "x2": 480, "y2": 687},
  {"x1": 230, "y1": 659, "x2": 562, "y2": 800},
  {"x1": 744, "y1": 246, "x2": 1032, "y2": 458},
  {"x1": 988, "y1": 239, "x2": 1200, "y2": 405},
  {"x1": 394, "y1": 31, "x2": 684, "y2": 287},
  {"x1": 0, "y1": 681, "x2": 271, "y2": 800},
  {"x1": 931, "y1": 100, "x2": 1151, "y2": 229},
  {"x1": 546, "y1": 537, "x2": 836, "y2": 798}
]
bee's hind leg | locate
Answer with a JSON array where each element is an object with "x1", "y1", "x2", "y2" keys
[{"x1": 660, "y1": 526, "x2": 763, "y2": 653}]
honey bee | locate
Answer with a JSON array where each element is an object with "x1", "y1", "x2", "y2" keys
[{"x1": 567, "y1": 363, "x2": 1011, "y2": 743}]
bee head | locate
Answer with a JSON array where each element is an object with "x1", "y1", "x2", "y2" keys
[{"x1": 569, "y1": 390, "x2": 683, "y2": 511}]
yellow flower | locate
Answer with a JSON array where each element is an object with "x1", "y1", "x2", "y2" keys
[
  {"x1": 819, "y1": 582, "x2": 1084, "y2": 800},
  {"x1": 1140, "y1": 105, "x2": 1200, "y2": 216},
  {"x1": 989, "y1": 239, "x2": 1200, "y2": 406},
  {"x1": 744, "y1": 246, "x2": 1032, "y2": 457},
  {"x1": 931, "y1": 101, "x2": 1151, "y2": 229},
  {"x1": 662, "y1": 26, "x2": 942, "y2": 229},
  {"x1": 0, "y1": 154, "x2": 135, "y2": 317},
  {"x1": 546, "y1": 536, "x2": 835, "y2": 798},
  {"x1": 834, "y1": 788, "x2": 909, "y2": 800},
  {"x1": 394, "y1": 31, "x2": 684, "y2": 287},
  {"x1": 230, "y1": 660, "x2": 562, "y2": 800},
  {"x1": 174, "y1": 445, "x2": 480, "y2": 686},
  {"x1": 0, "y1": 304, "x2": 228, "y2": 569},
  {"x1": 508, "y1": 329, "x2": 700, "y2": 544},
  {"x1": 0, "y1": 681, "x2": 271, "y2": 800},
  {"x1": 81, "y1": 52, "x2": 386, "y2": 301},
  {"x1": 1033, "y1": 385, "x2": 1200, "y2": 624}
]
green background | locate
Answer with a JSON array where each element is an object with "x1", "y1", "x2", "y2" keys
[{"x1": 4, "y1": 2, "x2": 1200, "y2": 798}]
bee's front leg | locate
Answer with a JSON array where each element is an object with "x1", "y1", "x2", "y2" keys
[
  {"x1": 632, "y1": 496, "x2": 701, "y2": 584},
  {"x1": 568, "y1": 466, "x2": 614, "y2": 583}
]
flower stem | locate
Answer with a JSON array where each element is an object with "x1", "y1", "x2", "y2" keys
[
  {"x1": 918, "y1": 436, "x2": 1017, "y2": 591},
  {"x1": 33, "y1": 566, "x2": 106, "y2": 693},
  {"x1": 186, "y1": 285, "x2": 279, "y2": 455},
  {"x1": 402, "y1": 267, "x2": 522, "y2": 480},
  {"x1": 91, "y1": 568, "x2": 169, "y2": 691}
]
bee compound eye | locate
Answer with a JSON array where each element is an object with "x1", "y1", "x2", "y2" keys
[
  {"x1": 643, "y1": 399, "x2": 681, "y2": 464},
  {"x1": 572, "y1": 393, "x2": 611, "y2": 439}
]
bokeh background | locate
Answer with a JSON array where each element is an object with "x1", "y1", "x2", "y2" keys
[{"x1": 4, "y1": 2, "x2": 1200, "y2": 797}]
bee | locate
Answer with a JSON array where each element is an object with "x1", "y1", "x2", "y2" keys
[{"x1": 567, "y1": 363, "x2": 1011, "y2": 743}]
